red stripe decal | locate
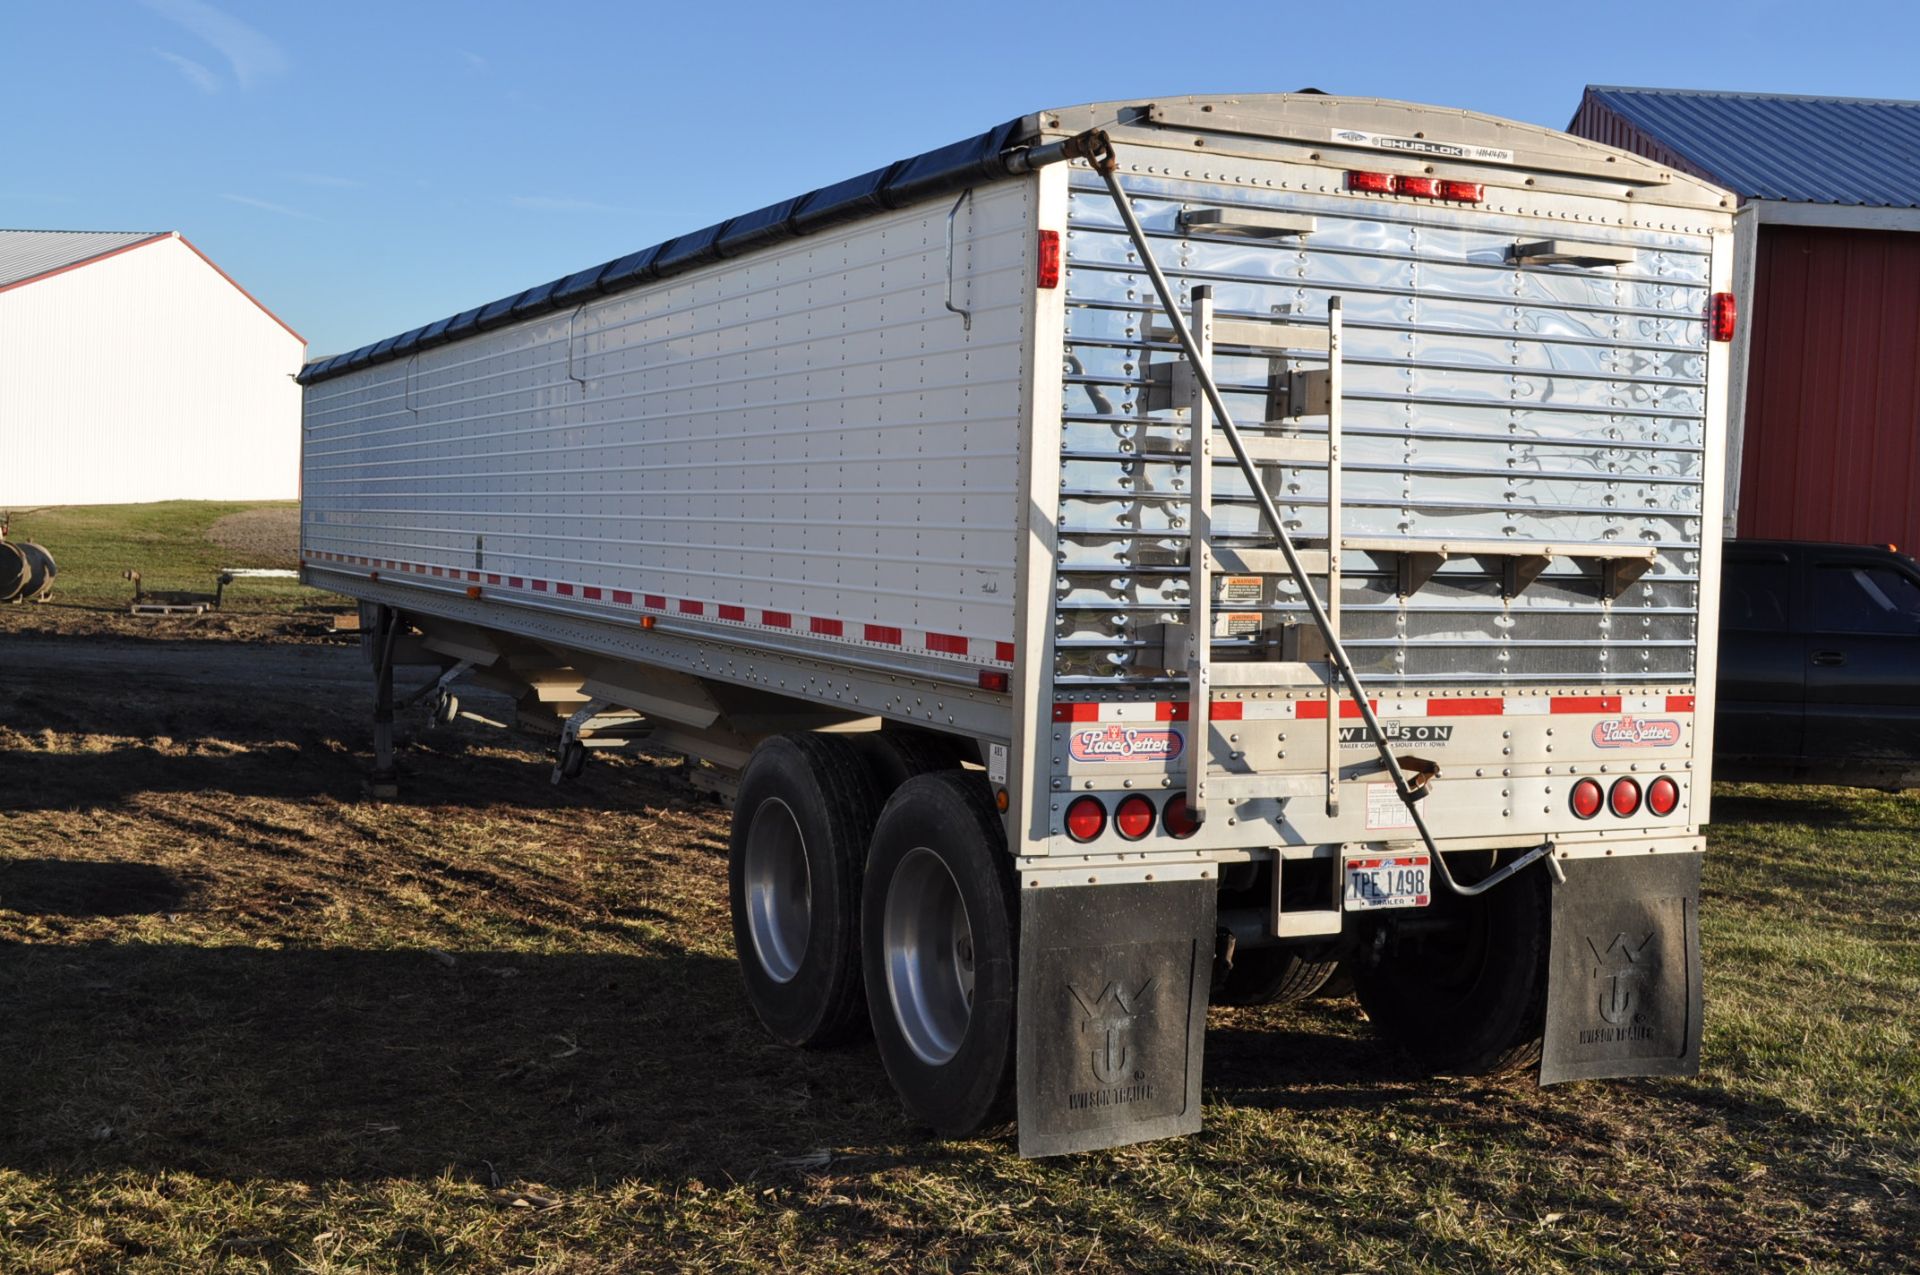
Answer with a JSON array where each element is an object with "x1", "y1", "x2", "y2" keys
[
  {"x1": 1212, "y1": 701, "x2": 1244, "y2": 722},
  {"x1": 583, "y1": 586, "x2": 602, "y2": 601},
  {"x1": 926, "y1": 632, "x2": 968, "y2": 655},
  {"x1": 556, "y1": 583, "x2": 574, "y2": 596},
  {"x1": 1429, "y1": 699, "x2": 1504, "y2": 716},
  {"x1": 762, "y1": 610, "x2": 792, "y2": 628},
  {"x1": 1156, "y1": 702, "x2": 1187, "y2": 721},
  {"x1": 1666, "y1": 694, "x2": 1696, "y2": 712},
  {"x1": 995, "y1": 641, "x2": 1016, "y2": 663},
  {"x1": 644, "y1": 594, "x2": 665, "y2": 609},
  {"x1": 865, "y1": 624, "x2": 903, "y2": 645},
  {"x1": 1053, "y1": 703, "x2": 1102, "y2": 722},
  {"x1": 718, "y1": 604, "x2": 746, "y2": 621},
  {"x1": 679, "y1": 599, "x2": 704, "y2": 615},
  {"x1": 810, "y1": 617, "x2": 843, "y2": 636},
  {"x1": 1296, "y1": 699, "x2": 1376, "y2": 720},
  {"x1": 1552, "y1": 695, "x2": 1622, "y2": 714},
  {"x1": 612, "y1": 589, "x2": 633, "y2": 605}
]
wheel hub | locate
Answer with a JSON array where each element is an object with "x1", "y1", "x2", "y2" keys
[
  {"x1": 882, "y1": 846, "x2": 975, "y2": 1065},
  {"x1": 741, "y1": 797, "x2": 810, "y2": 983}
]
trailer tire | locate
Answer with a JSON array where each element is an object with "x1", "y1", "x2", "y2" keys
[
  {"x1": 853, "y1": 730, "x2": 965, "y2": 797},
  {"x1": 1215, "y1": 947, "x2": 1339, "y2": 1007},
  {"x1": 1352, "y1": 853, "x2": 1549, "y2": 1076},
  {"x1": 729, "y1": 733, "x2": 883, "y2": 1048},
  {"x1": 862, "y1": 771, "x2": 1017, "y2": 1138}
]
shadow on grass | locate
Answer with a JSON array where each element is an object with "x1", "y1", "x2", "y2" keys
[
  {"x1": 0, "y1": 940, "x2": 904, "y2": 1186},
  {"x1": 0, "y1": 859, "x2": 192, "y2": 916}
]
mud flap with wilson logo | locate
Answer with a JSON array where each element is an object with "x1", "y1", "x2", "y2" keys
[
  {"x1": 1015, "y1": 880, "x2": 1214, "y2": 1157},
  {"x1": 1540, "y1": 852, "x2": 1703, "y2": 1085}
]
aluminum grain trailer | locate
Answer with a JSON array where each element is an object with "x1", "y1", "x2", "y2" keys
[{"x1": 299, "y1": 93, "x2": 1737, "y2": 1156}]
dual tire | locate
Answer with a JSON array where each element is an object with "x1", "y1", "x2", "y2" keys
[{"x1": 727, "y1": 734, "x2": 1015, "y2": 1135}]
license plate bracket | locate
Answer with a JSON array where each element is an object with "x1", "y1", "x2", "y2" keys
[{"x1": 1343, "y1": 852, "x2": 1431, "y2": 911}]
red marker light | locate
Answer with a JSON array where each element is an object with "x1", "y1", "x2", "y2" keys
[
  {"x1": 1346, "y1": 170, "x2": 1394, "y2": 194},
  {"x1": 1036, "y1": 229, "x2": 1061, "y2": 289},
  {"x1": 1438, "y1": 180, "x2": 1484, "y2": 202},
  {"x1": 1570, "y1": 778, "x2": 1604, "y2": 820},
  {"x1": 1064, "y1": 796, "x2": 1106, "y2": 842},
  {"x1": 1609, "y1": 778, "x2": 1642, "y2": 818},
  {"x1": 1161, "y1": 793, "x2": 1201, "y2": 838},
  {"x1": 1394, "y1": 175, "x2": 1441, "y2": 198},
  {"x1": 1647, "y1": 776, "x2": 1680, "y2": 816},
  {"x1": 1708, "y1": 291, "x2": 1737, "y2": 343},
  {"x1": 1114, "y1": 795, "x2": 1156, "y2": 840},
  {"x1": 977, "y1": 669, "x2": 1009, "y2": 693}
]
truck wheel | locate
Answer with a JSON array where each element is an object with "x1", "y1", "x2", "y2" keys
[
  {"x1": 852, "y1": 729, "x2": 965, "y2": 796},
  {"x1": 862, "y1": 771, "x2": 1017, "y2": 1137},
  {"x1": 729, "y1": 734, "x2": 882, "y2": 1047},
  {"x1": 1215, "y1": 947, "x2": 1338, "y2": 1007},
  {"x1": 1352, "y1": 853, "x2": 1550, "y2": 1075}
]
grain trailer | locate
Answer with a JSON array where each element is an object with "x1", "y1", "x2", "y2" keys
[{"x1": 299, "y1": 93, "x2": 1736, "y2": 1155}]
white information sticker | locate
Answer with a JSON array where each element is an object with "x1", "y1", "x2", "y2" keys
[
  {"x1": 1364, "y1": 782, "x2": 1416, "y2": 830},
  {"x1": 988, "y1": 742, "x2": 1008, "y2": 785}
]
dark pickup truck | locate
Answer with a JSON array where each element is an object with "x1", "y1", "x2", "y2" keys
[{"x1": 1718, "y1": 539, "x2": 1920, "y2": 788}]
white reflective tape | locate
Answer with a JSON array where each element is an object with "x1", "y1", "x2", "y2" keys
[{"x1": 1504, "y1": 699, "x2": 1552, "y2": 716}]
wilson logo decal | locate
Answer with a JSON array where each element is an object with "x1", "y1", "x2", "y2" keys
[
  {"x1": 1591, "y1": 717, "x2": 1682, "y2": 748},
  {"x1": 1069, "y1": 726, "x2": 1184, "y2": 763}
]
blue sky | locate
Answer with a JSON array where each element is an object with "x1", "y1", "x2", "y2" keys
[{"x1": 4, "y1": 0, "x2": 1914, "y2": 357}]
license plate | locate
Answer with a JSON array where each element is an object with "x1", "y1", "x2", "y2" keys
[{"x1": 1343, "y1": 854, "x2": 1431, "y2": 911}]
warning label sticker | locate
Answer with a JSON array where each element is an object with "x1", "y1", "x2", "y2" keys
[
  {"x1": 1217, "y1": 575, "x2": 1262, "y2": 604},
  {"x1": 1365, "y1": 782, "x2": 1416, "y2": 830},
  {"x1": 1330, "y1": 128, "x2": 1515, "y2": 166},
  {"x1": 1222, "y1": 612, "x2": 1263, "y2": 636}
]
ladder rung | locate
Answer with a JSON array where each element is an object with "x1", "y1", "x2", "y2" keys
[
  {"x1": 1151, "y1": 319, "x2": 1330, "y2": 354},
  {"x1": 1210, "y1": 546, "x2": 1329, "y2": 575},
  {"x1": 1205, "y1": 660, "x2": 1330, "y2": 688}
]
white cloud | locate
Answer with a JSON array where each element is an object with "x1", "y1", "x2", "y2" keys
[
  {"x1": 457, "y1": 48, "x2": 489, "y2": 73},
  {"x1": 221, "y1": 193, "x2": 318, "y2": 221},
  {"x1": 509, "y1": 195, "x2": 625, "y2": 213},
  {"x1": 286, "y1": 172, "x2": 363, "y2": 189},
  {"x1": 154, "y1": 48, "x2": 219, "y2": 94},
  {"x1": 140, "y1": 0, "x2": 287, "y2": 89}
]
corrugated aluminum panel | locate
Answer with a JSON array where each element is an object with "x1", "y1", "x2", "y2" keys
[
  {"x1": 0, "y1": 229, "x2": 161, "y2": 289},
  {"x1": 302, "y1": 182, "x2": 1035, "y2": 679},
  {"x1": 1057, "y1": 173, "x2": 1714, "y2": 687},
  {"x1": 1738, "y1": 224, "x2": 1920, "y2": 546},
  {"x1": 1573, "y1": 86, "x2": 1920, "y2": 208}
]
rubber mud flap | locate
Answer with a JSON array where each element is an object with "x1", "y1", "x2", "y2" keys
[
  {"x1": 1540, "y1": 851, "x2": 1703, "y2": 1085},
  {"x1": 1016, "y1": 880, "x2": 1215, "y2": 1157}
]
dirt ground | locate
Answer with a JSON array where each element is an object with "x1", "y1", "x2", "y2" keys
[
  {"x1": 204, "y1": 506, "x2": 302, "y2": 565},
  {"x1": 0, "y1": 627, "x2": 1915, "y2": 1272}
]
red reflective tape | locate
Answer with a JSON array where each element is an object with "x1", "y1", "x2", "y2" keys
[
  {"x1": 810, "y1": 617, "x2": 843, "y2": 636},
  {"x1": 1212, "y1": 701, "x2": 1244, "y2": 721},
  {"x1": 762, "y1": 610, "x2": 792, "y2": 628},
  {"x1": 556, "y1": 583, "x2": 574, "y2": 596},
  {"x1": 611, "y1": 589, "x2": 633, "y2": 604},
  {"x1": 1429, "y1": 699, "x2": 1504, "y2": 716},
  {"x1": 995, "y1": 641, "x2": 1016, "y2": 663},
  {"x1": 1053, "y1": 703, "x2": 1101, "y2": 722},
  {"x1": 1156, "y1": 702, "x2": 1187, "y2": 721},
  {"x1": 679, "y1": 599, "x2": 703, "y2": 615},
  {"x1": 644, "y1": 594, "x2": 665, "y2": 609},
  {"x1": 718, "y1": 604, "x2": 746, "y2": 621},
  {"x1": 1296, "y1": 699, "x2": 1375, "y2": 719},
  {"x1": 865, "y1": 624, "x2": 903, "y2": 645},
  {"x1": 508, "y1": 576, "x2": 524, "y2": 588},
  {"x1": 486, "y1": 573, "x2": 501, "y2": 585},
  {"x1": 1552, "y1": 695, "x2": 1622, "y2": 714},
  {"x1": 582, "y1": 586, "x2": 602, "y2": 600},
  {"x1": 466, "y1": 570, "x2": 480, "y2": 582},
  {"x1": 926, "y1": 632, "x2": 968, "y2": 655},
  {"x1": 431, "y1": 567, "x2": 444, "y2": 577},
  {"x1": 1666, "y1": 695, "x2": 1696, "y2": 713}
]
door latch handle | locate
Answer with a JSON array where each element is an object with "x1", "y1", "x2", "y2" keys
[{"x1": 1811, "y1": 650, "x2": 1847, "y2": 667}]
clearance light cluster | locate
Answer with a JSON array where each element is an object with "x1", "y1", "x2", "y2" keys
[
  {"x1": 1347, "y1": 171, "x2": 1484, "y2": 202},
  {"x1": 1570, "y1": 775, "x2": 1681, "y2": 821},
  {"x1": 1063, "y1": 792, "x2": 1202, "y2": 843}
]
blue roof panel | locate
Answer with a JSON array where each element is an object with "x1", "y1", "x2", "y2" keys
[{"x1": 1583, "y1": 86, "x2": 1920, "y2": 208}]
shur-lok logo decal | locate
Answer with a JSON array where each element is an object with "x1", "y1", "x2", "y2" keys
[
  {"x1": 1591, "y1": 717, "x2": 1682, "y2": 748},
  {"x1": 1069, "y1": 725, "x2": 1184, "y2": 763}
]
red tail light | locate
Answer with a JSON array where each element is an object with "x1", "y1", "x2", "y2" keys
[
  {"x1": 1346, "y1": 170, "x2": 1394, "y2": 194},
  {"x1": 1161, "y1": 793, "x2": 1201, "y2": 838},
  {"x1": 1036, "y1": 230, "x2": 1061, "y2": 289},
  {"x1": 1609, "y1": 778, "x2": 1642, "y2": 818},
  {"x1": 1393, "y1": 175, "x2": 1440, "y2": 198},
  {"x1": 1114, "y1": 795, "x2": 1156, "y2": 840},
  {"x1": 1064, "y1": 795, "x2": 1106, "y2": 842},
  {"x1": 1647, "y1": 776, "x2": 1680, "y2": 816},
  {"x1": 1438, "y1": 180, "x2": 1483, "y2": 203},
  {"x1": 977, "y1": 669, "x2": 1009, "y2": 693},
  {"x1": 1708, "y1": 292, "x2": 1737, "y2": 343},
  {"x1": 1570, "y1": 778, "x2": 1604, "y2": 820}
]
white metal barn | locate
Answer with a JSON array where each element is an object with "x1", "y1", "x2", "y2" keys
[{"x1": 0, "y1": 229, "x2": 305, "y2": 508}]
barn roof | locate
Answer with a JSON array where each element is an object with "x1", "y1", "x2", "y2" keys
[
  {"x1": 0, "y1": 229, "x2": 166, "y2": 289},
  {"x1": 1573, "y1": 86, "x2": 1920, "y2": 208}
]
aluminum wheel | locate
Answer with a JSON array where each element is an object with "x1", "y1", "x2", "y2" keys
[
  {"x1": 882, "y1": 846, "x2": 976, "y2": 1066},
  {"x1": 741, "y1": 797, "x2": 811, "y2": 983}
]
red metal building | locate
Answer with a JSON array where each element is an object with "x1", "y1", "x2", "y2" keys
[{"x1": 1571, "y1": 87, "x2": 1920, "y2": 548}]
